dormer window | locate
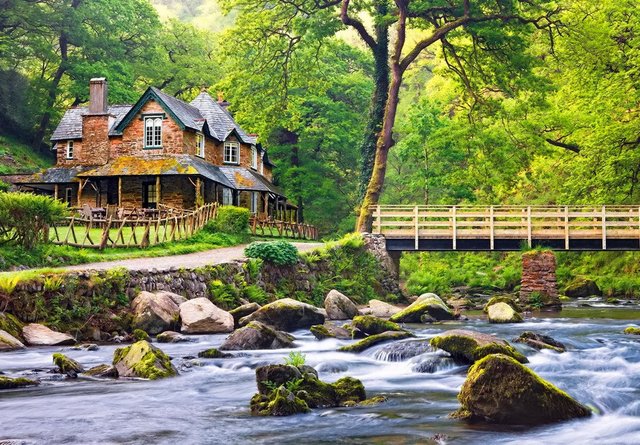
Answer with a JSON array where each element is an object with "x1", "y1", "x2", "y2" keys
[
  {"x1": 251, "y1": 145, "x2": 258, "y2": 169},
  {"x1": 196, "y1": 133, "x2": 205, "y2": 157},
  {"x1": 224, "y1": 141, "x2": 239, "y2": 164},
  {"x1": 66, "y1": 141, "x2": 74, "y2": 159},
  {"x1": 144, "y1": 116, "x2": 162, "y2": 148}
]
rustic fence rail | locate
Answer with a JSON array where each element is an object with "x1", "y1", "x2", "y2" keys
[
  {"x1": 50, "y1": 202, "x2": 219, "y2": 249},
  {"x1": 372, "y1": 205, "x2": 640, "y2": 250},
  {"x1": 249, "y1": 216, "x2": 319, "y2": 240}
]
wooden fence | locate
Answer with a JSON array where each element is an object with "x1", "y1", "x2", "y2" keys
[
  {"x1": 372, "y1": 205, "x2": 640, "y2": 250},
  {"x1": 50, "y1": 202, "x2": 218, "y2": 249},
  {"x1": 249, "y1": 216, "x2": 319, "y2": 240}
]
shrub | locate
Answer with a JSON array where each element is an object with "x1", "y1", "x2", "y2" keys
[
  {"x1": 284, "y1": 351, "x2": 306, "y2": 367},
  {"x1": 0, "y1": 192, "x2": 67, "y2": 249},
  {"x1": 245, "y1": 241, "x2": 299, "y2": 266},
  {"x1": 205, "y1": 205, "x2": 250, "y2": 235}
]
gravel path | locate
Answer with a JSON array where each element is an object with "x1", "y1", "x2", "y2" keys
[{"x1": 58, "y1": 242, "x2": 324, "y2": 272}]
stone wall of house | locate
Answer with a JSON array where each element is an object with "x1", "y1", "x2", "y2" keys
[{"x1": 520, "y1": 251, "x2": 560, "y2": 308}]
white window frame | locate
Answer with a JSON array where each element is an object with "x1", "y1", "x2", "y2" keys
[
  {"x1": 251, "y1": 145, "x2": 258, "y2": 169},
  {"x1": 66, "y1": 141, "x2": 74, "y2": 159},
  {"x1": 196, "y1": 133, "x2": 205, "y2": 157},
  {"x1": 222, "y1": 188, "x2": 233, "y2": 206},
  {"x1": 224, "y1": 141, "x2": 240, "y2": 164},
  {"x1": 144, "y1": 116, "x2": 163, "y2": 148},
  {"x1": 64, "y1": 187, "x2": 73, "y2": 205},
  {"x1": 250, "y1": 192, "x2": 258, "y2": 214}
]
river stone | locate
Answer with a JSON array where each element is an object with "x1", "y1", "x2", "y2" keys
[
  {"x1": 514, "y1": 331, "x2": 566, "y2": 352},
  {"x1": 155, "y1": 291, "x2": 188, "y2": 306},
  {"x1": 229, "y1": 303, "x2": 261, "y2": 328},
  {"x1": 310, "y1": 323, "x2": 352, "y2": 340},
  {"x1": 455, "y1": 354, "x2": 591, "y2": 425},
  {"x1": 255, "y1": 364, "x2": 303, "y2": 394},
  {"x1": 430, "y1": 329, "x2": 528, "y2": 364},
  {"x1": 368, "y1": 299, "x2": 401, "y2": 318},
  {"x1": 0, "y1": 376, "x2": 39, "y2": 390},
  {"x1": 239, "y1": 298, "x2": 325, "y2": 331},
  {"x1": 131, "y1": 291, "x2": 179, "y2": 335},
  {"x1": 339, "y1": 331, "x2": 415, "y2": 353},
  {"x1": 350, "y1": 315, "x2": 403, "y2": 336},
  {"x1": 390, "y1": 293, "x2": 454, "y2": 323},
  {"x1": 564, "y1": 277, "x2": 601, "y2": 298},
  {"x1": 113, "y1": 340, "x2": 177, "y2": 379},
  {"x1": 220, "y1": 321, "x2": 294, "y2": 350},
  {"x1": 53, "y1": 353, "x2": 85, "y2": 376},
  {"x1": 251, "y1": 385, "x2": 310, "y2": 416},
  {"x1": 156, "y1": 331, "x2": 191, "y2": 343},
  {"x1": 179, "y1": 297, "x2": 234, "y2": 334},
  {"x1": 0, "y1": 329, "x2": 25, "y2": 351},
  {"x1": 22, "y1": 323, "x2": 75, "y2": 346},
  {"x1": 624, "y1": 326, "x2": 640, "y2": 335},
  {"x1": 483, "y1": 296, "x2": 522, "y2": 313},
  {"x1": 0, "y1": 313, "x2": 24, "y2": 341},
  {"x1": 487, "y1": 302, "x2": 523, "y2": 324},
  {"x1": 84, "y1": 364, "x2": 118, "y2": 378},
  {"x1": 197, "y1": 348, "x2": 233, "y2": 358},
  {"x1": 324, "y1": 290, "x2": 358, "y2": 320},
  {"x1": 374, "y1": 339, "x2": 434, "y2": 362}
]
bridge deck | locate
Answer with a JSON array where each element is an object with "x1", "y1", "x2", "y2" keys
[{"x1": 372, "y1": 205, "x2": 640, "y2": 251}]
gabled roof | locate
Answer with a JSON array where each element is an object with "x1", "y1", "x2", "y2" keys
[
  {"x1": 219, "y1": 166, "x2": 284, "y2": 196},
  {"x1": 14, "y1": 165, "x2": 94, "y2": 184},
  {"x1": 190, "y1": 92, "x2": 256, "y2": 145},
  {"x1": 51, "y1": 105, "x2": 132, "y2": 141}
]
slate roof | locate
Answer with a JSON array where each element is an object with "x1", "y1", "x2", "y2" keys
[
  {"x1": 51, "y1": 105, "x2": 132, "y2": 141},
  {"x1": 190, "y1": 92, "x2": 256, "y2": 144},
  {"x1": 150, "y1": 87, "x2": 205, "y2": 132},
  {"x1": 14, "y1": 166, "x2": 93, "y2": 184},
  {"x1": 219, "y1": 166, "x2": 285, "y2": 196},
  {"x1": 77, "y1": 155, "x2": 234, "y2": 188}
]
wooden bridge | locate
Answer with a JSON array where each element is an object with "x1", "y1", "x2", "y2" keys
[{"x1": 372, "y1": 205, "x2": 640, "y2": 251}]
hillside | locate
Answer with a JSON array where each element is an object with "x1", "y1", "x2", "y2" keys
[{"x1": 0, "y1": 134, "x2": 53, "y2": 175}]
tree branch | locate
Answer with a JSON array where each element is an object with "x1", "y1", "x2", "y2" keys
[
  {"x1": 544, "y1": 137, "x2": 580, "y2": 153},
  {"x1": 340, "y1": 0, "x2": 377, "y2": 50}
]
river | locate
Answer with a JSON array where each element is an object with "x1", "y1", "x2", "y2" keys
[{"x1": 1, "y1": 304, "x2": 640, "y2": 444}]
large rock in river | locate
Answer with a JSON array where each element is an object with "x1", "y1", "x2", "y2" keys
[
  {"x1": 514, "y1": 331, "x2": 566, "y2": 352},
  {"x1": 131, "y1": 291, "x2": 180, "y2": 335},
  {"x1": 0, "y1": 376, "x2": 39, "y2": 390},
  {"x1": 113, "y1": 340, "x2": 177, "y2": 379},
  {"x1": 455, "y1": 354, "x2": 591, "y2": 424},
  {"x1": 430, "y1": 329, "x2": 528, "y2": 364},
  {"x1": 0, "y1": 329, "x2": 25, "y2": 351},
  {"x1": 22, "y1": 323, "x2": 75, "y2": 346},
  {"x1": 324, "y1": 290, "x2": 358, "y2": 320},
  {"x1": 239, "y1": 298, "x2": 325, "y2": 331},
  {"x1": 487, "y1": 302, "x2": 523, "y2": 324},
  {"x1": 0, "y1": 313, "x2": 24, "y2": 340},
  {"x1": 339, "y1": 331, "x2": 414, "y2": 353},
  {"x1": 53, "y1": 353, "x2": 85, "y2": 376},
  {"x1": 310, "y1": 323, "x2": 352, "y2": 340},
  {"x1": 220, "y1": 321, "x2": 295, "y2": 350},
  {"x1": 229, "y1": 303, "x2": 261, "y2": 328},
  {"x1": 564, "y1": 277, "x2": 601, "y2": 298},
  {"x1": 350, "y1": 315, "x2": 403, "y2": 336},
  {"x1": 368, "y1": 299, "x2": 401, "y2": 318},
  {"x1": 390, "y1": 293, "x2": 454, "y2": 323},
  {"x1": 179, "y1": 297, "x2": 234, "y2": 334}
]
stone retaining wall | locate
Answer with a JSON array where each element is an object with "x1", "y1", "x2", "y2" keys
[{"x1": 520, "y1": 251, "x2": 560, "y2": 307}]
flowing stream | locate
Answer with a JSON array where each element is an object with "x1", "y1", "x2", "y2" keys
[{"x1": 2, "y1": 305, "x2": 640, "y2": 444}]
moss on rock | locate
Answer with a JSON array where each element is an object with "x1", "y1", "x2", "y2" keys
[
  {"x1": 624, "y1": 326, "x2": 640, "y2": 335},
  {"x1": 0, "y1": 313, "x2": 24, "y2": 340},
  {"x1": 514, "y1": 332, "x2": 566, "y2": 352},
  {"x1": 84, "y1": 364, "x2": 118, "y2": 378},
  {"x1": 112, "y1": 340, "x2": 177, "y2": 380},
  {"x1": 220, "y1": 321, "x2": 295, "y2": 350},
  {"x1": 132, "y1": 329, "x2": 150, "y2": 341},
  {"x1": 197, "y1": 348, "x2": 233, "y2": 359},
  {"x1": 339, "y1": 331, "x2": 415, "y2": 353},
  {"x1": 389, "y1": 295, "x2": 454, "y2": 323},
  {"x1": 53, "y1": 353, "x2": 85, "y2": 375},
  {"x1": 430, "y1": 329, "x2": 528, "y2": 364},
  {"x1": 483, "y1": 296, "x2": 522, "y2": 314},
  {"x1": 332, "y1": 376, "x2": 366, "y2": 406},
  {"x1": 251, "y1": 386, "x2": 310, "y2": 416},
  {"x1": 455, "y1": 354, "x2": 591, "y2": 425},
  {"x1": 486, "y1": 302, "x2": 523, "y2": 324},
  {"x1": 0, "y1": 376, "x2": 39, "y2": 390},
  {"x1": 239, "y1": 298, "x2": 325, "y2": 331},
  {"x1": 351, "y1": 315, "x2": 402, "y2": 336},
  {"x1": 310, "y1": 324, "x2": 353, "y2": 340}
]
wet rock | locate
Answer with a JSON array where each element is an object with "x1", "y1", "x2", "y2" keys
[
  {"x1": 390, "y1": 293, "x2": 454, "y2": 323},
  {"x1": 71, "y1": 343, "x2": 99, "y2": 351},
  {"x1": 112, "y1": 340, "x2": 177, "y2": 379},
  {"x1": 84, "y1": 364, "x2": 118, "y2": 378},
  {"x1": 374, "y1": 339, "x2": 433, "y2": 362},
  {"x1": 339, "y1": 331, "x2": 415, "y2": 353},
  {"x1": 132, "y1": 329, "x2": 151, "y2": 341},
  {"x1": 251, "y1": 386, "x2": 310, "y2": 416},
  {"x1": 0, "y1": 313, "x2": 24, "y2": 340},
  {"x1": 483, "y1": 296, "x2": 522, "y2": 313},
  {"x1": 0, "y1": 376, "x2": 39, "y2": 390},
  {"x1": 53, "y1": 353, "x2": 85, "y2": 377},
  {"x1": 197, "y1": 348, "x2": 233, "y2": 359},
  {"x1": 255, "y1": 364, "x2": 303, "y2": 394},
  {"x1": 332, "y1": 376, "x2": 366, "y2": 405},
  {"x1": 368, "y1": 299, "x2": 401, "y2": 318},
  {"x1": 22, "y1": 324, "x2": 75, "y2": 346},
  {"x1": 156, "y1": 331, "x2": 191, "y2": 343},
  {"x1": 229, "y1": 303, "x2": 261, "y2": 328},
  {"x1": 324, "y1": 289, "x2": 358, "y2": 320},
  {"x1": 239, "y1": 298, "x2": 325, "y2": 332},
  {"x1": 0, "y1": 329, "x2": 25, "y2": 351},
  {"x1": 430, "y1": 329, "x2": 528, "y2": 364},
  {"x1": 564, "y1": 277, "x2": 601, "y2": 298},
  {"x1": 220, "y1": 321, "x2": 295, "y2": 350},
  {"x1": 350, "y1": 315, "x2": 403, "y2": 337},
  {"x1": 623, "y1": 326, "x2": 640, "y2": 335},
  {"x1": 316, "y1": 362, "x2": 348, "y2": 373},
  {"x1": 412, "y1": 356, "x2": 454, "y2": 373},
  {"x1": 454, "y1": 354, "x2": 591, "y2": 425},
  {"x1": 310, "y1": 323, "x2": 352, "y2": 340},
  {"x1": 179, "y1": 297, "x2": 234, "y2": 334},
  {"x1": 514, "y1": 332, "x2": 566, "y2": 352},
  {"x1": 487, "y1": 302, "x2": 523, "y2": 324},
  {"x1": 131, "y1": 291, "x2": 179, "y2": 335}
]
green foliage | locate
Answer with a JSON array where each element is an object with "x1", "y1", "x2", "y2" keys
[
  {"x1": 0, "y1": 192, "x2": 68, "y2": 249},
  {"x1": 0, "y1": 134, "x2": 51, "y2": 175},
  {"x1": 205, "y1": 206, "x2": 250, "y2": 236},
  {"x1": 242, "y1": 284, "x2": 268, "y2": 305},
  {"x1": 528, "y1": 292, "x2": 544, "y2": 310},
  {"x1": 283, "y1": 351, "x2": 306, "y2": 367},
  {"x1": 209, "y1": 279, "x2": 240, "y2": 310},
  {"x1": 245, "y1": 241, "x2": 299, "y2": 266}
]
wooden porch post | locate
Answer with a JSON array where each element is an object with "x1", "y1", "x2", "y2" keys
[
  {"x1": 263, "y1": 192, "x2": 269, "y2": 217},
  {"x1": 118, "y1": 177, "x2": 122, "y2": 206},
  {"x1": 77, "y1": 179, "x2": 87, "y2": 207},
  {"x1": 156, "y1": 175, "x2": 161, "y2": 205},
  {"x1": 195, "y1": 177, "x2": 202, "y2": 207},
  {"x1": 54, "y1": 184, "x2": 59, "y2": 200}
]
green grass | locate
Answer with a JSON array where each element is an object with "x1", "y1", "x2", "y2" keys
[{"x1": 0, "y1": 134, "x2": 52, "y2": 174}]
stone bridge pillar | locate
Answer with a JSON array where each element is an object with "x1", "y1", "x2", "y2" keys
[
  {"x1": 520, "y1": 251, "x2": 561, "y2": 309},
  {"x1": 362, "y1": 233, "x2": 399, "y2": 279}
]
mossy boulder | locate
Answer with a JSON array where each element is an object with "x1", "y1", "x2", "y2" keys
[
  {"x1": 156, "y1": 331, "x2": 190, "y2": 343},
  {"x1": 483, "y1": 296, "x2": 521, "y2": 313},
  {"x1": 0, "y1": 329, "x2": 25, "y2": 351},
  {"x1": 229, "y1": 303, "x2": 261, "y2": 328},
  {"x1": 487, "y1": 302, "x2": 523, "y2": 324},
  {"x1": 564, "y1": 277, "x2": 601, "y2": 298},
  {"x1": 332, "y1": 376, "x2": 366, "y2": 405},
  {"x1": 197, "y1": 348, "x2": 233, "y2": 359},
  {"x1": 251, "y1": 386, "x2": 310, "y2": 416},
  {"x1": 112, "y1": 340, "x2": 177, "y2": 380},
  {"x1": 84, "y1": 364, "x2": 118, "y2": 378},
  {"x1": 310, "y1": 323, "x2": 352, "y2": 340},
  {"x1": 0, "y1": 313, "x2": 24, "y2": 340},
  {"x1": 324, "y1": 289, "x2": 359, "y2": 320},
  {"x1": 350, "y1": 315, "x2": 403, "y2": 336},
  {"x1": 430, "y1": 329, "x2": 528, "y2": 364},
  {"x1": 239, "y1": 298, "x2": 325, "y2": 331},
  {"x1": 220, "y1": 321, "x2": 295, "y2": 350},
  {"x1": 455, "y1": 354, "x2": 591, "y2": 425},
  {"x1": 132, "y1": 329, "x2": 150, "y2": 341},
  {"x1": 53, "y1": 353, "x2": 85, "y2": 376},
  {"x1": 389, "y1": 293, "x2": 454, "y2": 323},
  {"x1": 255, "y1": 364, "x2": 303, "y2": 394},
  {"x1": 368, "y1": 299, "x2": 401, "y2": 318},
  {"x1": 339, "y1": 331, "x2": 415, "y2": 353},
  {"x1": 0, "y1": 376, "x2": 39, "y2": 390},
  {"x1": 624, "y1": 326, "x2": 640, "y2": 335},
  {"x1": 514, "y1": 332, "x2": 566, "y2": 352}
]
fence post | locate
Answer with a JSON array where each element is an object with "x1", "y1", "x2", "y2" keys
[
  {"x1": 99, "y1": 217, "x2": 113, "y2": 250},
  {"x1": 489, "y1": 205, "x2": 495, "y2": 250},
  {"x1": 527, "y1": 206, "x2": 532, "y2": 248},
  {"x1": 564, "y1": 206, "x2": 569, "y2": 250},
  {"x1": 414, "y1": 206, "x2": 419, "y2": 250},
  {"x1": 376, "y1": 205, "x2": 382, "y2": 234},
  {"x1": 602, "y1": 205, "x2": 607, "y2": 250},
  {"x1": 452, "y1": 205, "x2": 457, "y2": 250}
]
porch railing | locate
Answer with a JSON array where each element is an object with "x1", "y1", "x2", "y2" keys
[{"x1": 249, "y1": 216, "x2": 319, "y2": 240}]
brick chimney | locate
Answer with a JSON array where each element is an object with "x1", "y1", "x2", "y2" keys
[{"x1": 82, "y1": 77, "x2": 112, "y2": 165}]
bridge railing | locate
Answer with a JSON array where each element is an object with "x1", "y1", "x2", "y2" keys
[{"x1": 371, "y1": 205, "x2": 640, "y2": 250}]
